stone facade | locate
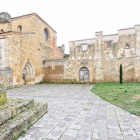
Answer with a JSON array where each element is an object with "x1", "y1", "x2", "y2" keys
[
  {"x1": 1, "y1": 12, "x2": 140, "y2": 85},
  {"x1": 44, "y1": 25, "x2": 140, "y2": 83},
  {"x1": 0, "y1": 12, "x2": 63, "y2": 88}
]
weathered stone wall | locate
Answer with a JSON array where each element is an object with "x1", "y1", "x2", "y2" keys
[
  {"x1": 0, "y1": 34, "x2": 12, "y2": 88},
  {"x1": 44, "y1": 59, "x2": 66, "y2": 82},
  {"x1": 58, "y1": 44, "x2": 65, "y2": 57},
  {"x1": 44, "y1": 24, "x2": 140, "y2": 83},
  {"x1": 0, "y1": 13, "x2": 63, "y2": 87},
  {"x1": 1, "y1": 12, "x2": 140, "y2": 84},
  {"x1": 67, "y1": 26, "x2": 140, "y2": 82},
  {"x1": 0, "y1": 68, "x2": 12, "y2": 88}
]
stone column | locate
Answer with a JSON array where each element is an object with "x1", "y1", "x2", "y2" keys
[
  {"x1": 0, "y1": 38, "x2": 12, "y2": 88},
  {"x1": 0, "y1": 38, "x2": 9, "y2": 68},
  {"x1": 94, "y1": 31, "x2": 104, "y2": 82},
  {"x1": 0, "y1": 12, "x2": 12, "y2": 88}
]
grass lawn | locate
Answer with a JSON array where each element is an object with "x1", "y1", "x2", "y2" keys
[{"x1": 91, "y1": 82, "x2": 140, "y2": 116}]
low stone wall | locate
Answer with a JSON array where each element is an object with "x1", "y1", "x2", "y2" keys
[
  {"x1": 0, "y1": 99, "x2": 34, "y2": 125},
  {"x1": 0, "y1": 99, "x2": 48, "y2": 140},
  {"x1": 44, "y1": 65, "x2": 64, "y2": 80},
  {"x1": 43, "y1": 58, "x2": 66, "y2": 81}
]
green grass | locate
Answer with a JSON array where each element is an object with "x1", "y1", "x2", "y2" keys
[
  {"x1": 91, "y1": 82, "x2": 140, "y2": 116},
  {"x1": 13, "y1": 131, "x2": 26, "y2": 140}
]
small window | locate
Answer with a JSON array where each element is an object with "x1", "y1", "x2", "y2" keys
[
  {"x1": 44, "y1": 29, "x2": 49, "y2": 41},
  {"x1": 125, "y1": 42, "x2": 130, "y2": 49},
  {"x1": 104, "y1": 41, "x2": 112, "y2": 50},
  {"x1": 81, "y1": 44, "x2": 87, "y2": 51},
  {"x1": 17, "y1": 25, "x2": 22, "y2": 32}
]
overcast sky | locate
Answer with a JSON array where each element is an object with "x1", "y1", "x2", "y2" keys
[{"x1": 1, "y1": 0, "x2": 140, "y2": 54}]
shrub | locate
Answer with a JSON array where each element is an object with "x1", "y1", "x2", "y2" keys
[{"x1": 120, "y1": 64, "x2": 123, "y2": 85}]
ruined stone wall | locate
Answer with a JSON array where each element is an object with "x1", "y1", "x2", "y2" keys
[
  {"x1": 62, "y1": 25, "x2": 140, "y2": 83},
  {"x1": 43, "y1": 59, "x2": 66, "y2": 82},
  {"x1": 43, "y1": 25, "x2": 140, "y2": 83},
  {"x1": 58, "y1": 44, "x2": 65, "y2": 57},
  {"x1": 43, "y1": 28, "x2": 139, "y2": 83},
  {"x1": 102, "y1": 29, "x2": 136, "y2": 82}
]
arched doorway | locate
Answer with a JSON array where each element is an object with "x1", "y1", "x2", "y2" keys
[
  {"x1": 22, "y1": 61, "x2": 35, "y2": 85},
  {"x1": 79, "y1": 67, "x2": 89, "y2": 82}
]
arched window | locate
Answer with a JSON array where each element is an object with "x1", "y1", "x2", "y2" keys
[
  {"x1": 0, "y1": 29, "x2": 4, "y2": 33},
  {"x1": 44, "y1": 29, "x2": 49, "y2": 41},
  {"x1": 17, "y1": 25, "x2": 22, "y2": 32}
]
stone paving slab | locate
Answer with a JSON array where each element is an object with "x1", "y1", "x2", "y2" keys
[{"x1": 7, "y1": 84, "x2": 140, "y2": 140}]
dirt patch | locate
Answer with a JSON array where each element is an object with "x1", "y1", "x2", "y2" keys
[{"x1": 131, "y1": 95, "x2": 140, "y2": 102}]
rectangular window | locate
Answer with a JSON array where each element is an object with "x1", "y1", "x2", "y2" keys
[
  {"x1": 104, "y1": 41, "x2": 112, "y2": 50},
  {"x1": 81, "y1": 44, "x2": 87, "y2": 51}
]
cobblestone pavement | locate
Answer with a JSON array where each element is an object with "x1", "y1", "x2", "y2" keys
[{"x1": 7, "y1": 84, "x2": 140, "y2": 140}]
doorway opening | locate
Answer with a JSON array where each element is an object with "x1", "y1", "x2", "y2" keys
[
  {"x1": 22, "y1": 61, "x2": 35, "y2": 85},
  {"x1": 79, "y1": 67, "x2": 89, "y2": 82}
]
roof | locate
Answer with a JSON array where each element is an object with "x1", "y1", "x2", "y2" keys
[{"x1": 11, "y1": 13, "x2": 57, "y2": 33}]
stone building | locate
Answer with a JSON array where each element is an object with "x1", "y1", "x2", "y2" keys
[
  {"x1": 0, "y1": 12, "x2": 63, "y2": 88},
  {"x1": 44, "y1": 25, "x2": 140, "y2": 83},
  {"x1": 1, "y1": 12, "x2": 140, "y2": 86}
]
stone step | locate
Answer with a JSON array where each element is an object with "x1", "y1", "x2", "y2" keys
[
  {"x1": 0, "y1": 101, "x2": 48, "y2": 140},
  {"x1": 0, "y1": 99, "x2": 34, "y2": 125}
]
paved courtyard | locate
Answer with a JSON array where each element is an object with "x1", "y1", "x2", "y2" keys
[{"x1": 7, "y1": 84, "x2": 140, "y2": 140}]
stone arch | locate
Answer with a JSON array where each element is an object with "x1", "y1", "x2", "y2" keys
[
  {"x1": 17, "y1": 25, "x2": 22, "y2": 32},
  {"x1": 79, "y1": 67, "x2": 89, "y2": 82},
  {"x1": 22, "y1": 61, "x2": 35, "y2": 85}
]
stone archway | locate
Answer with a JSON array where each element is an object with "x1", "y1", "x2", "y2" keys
[
  {"x1": 22, "y1": 61, "x2": 35, "y2": 85},
  {"x1": 79, "y1": 67, "x2": 89, "y2": 82}
]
